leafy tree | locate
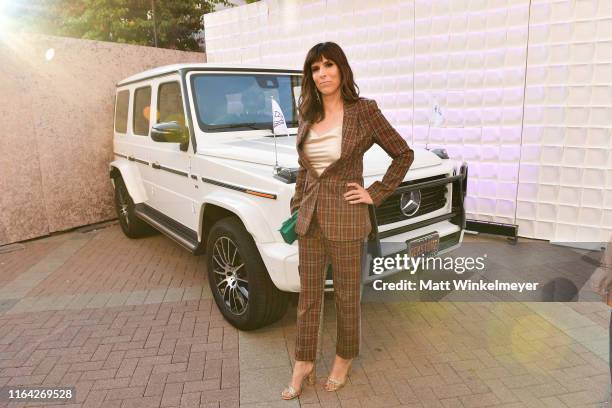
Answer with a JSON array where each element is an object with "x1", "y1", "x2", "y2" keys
[{"x1": 7, "y1": 0, "x2": 230, "y2": 51}]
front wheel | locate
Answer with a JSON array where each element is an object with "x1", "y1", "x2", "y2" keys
[{"x1": 207, "y1": 217, "x2": 288, "y2": 330}]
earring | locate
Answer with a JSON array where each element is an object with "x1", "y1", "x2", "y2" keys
[{"x1": 315, "y1": 91, "x2": 320, "y2": 104}]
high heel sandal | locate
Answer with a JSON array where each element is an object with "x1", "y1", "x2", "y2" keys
[
  {"x1": 281, "y1": 363, "x2": 316, "y2": 400},
  {"x1": 324, "y1": 360, "x2": 352, "y2": 392}
]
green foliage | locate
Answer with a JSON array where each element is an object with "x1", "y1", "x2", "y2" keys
[{"x1": 8, "y1": 0, "x2": 231, "y2": 51}]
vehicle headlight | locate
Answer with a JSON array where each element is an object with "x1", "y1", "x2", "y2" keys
[
  {"x1": 430, "y1": 148, "x2": 449, "y2": 159},
  {"x1": 273, "y1": 167, "x2": 299, "y2": 184}
]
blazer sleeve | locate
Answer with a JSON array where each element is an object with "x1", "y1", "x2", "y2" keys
[
  {"x1": 290, "y1": 156, "x2": 306, "y2": 214},
  {"x1": 365, "y1": 99, "x2": 415, "y2": 208}
]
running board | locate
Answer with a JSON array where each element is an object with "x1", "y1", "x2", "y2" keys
[{"x1": 134, "y1": 204, "x2": 200, "y2": 253}]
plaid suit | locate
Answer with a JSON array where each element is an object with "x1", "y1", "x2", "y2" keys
[
  {"x1": 290, "y1": 98, "x2": 414, "y2": 240},
  {"x1": 290, "y1": 97, "x2": 414, "y2": 361}
]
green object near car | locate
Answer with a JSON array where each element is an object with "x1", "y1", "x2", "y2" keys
[{"x1": 279, "y1": 211, "x2": 298, "y2": 244}]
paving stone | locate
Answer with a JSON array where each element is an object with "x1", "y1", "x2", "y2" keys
[{"x1": 124, "y1": 291, "x2": 149, "y2": 306}]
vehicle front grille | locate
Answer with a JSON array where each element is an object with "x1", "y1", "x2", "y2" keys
[{"x1": 375, "y1": 175, "x2": 448, "y2": 226}]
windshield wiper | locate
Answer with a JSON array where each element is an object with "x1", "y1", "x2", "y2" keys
[
  {"x1": 263, "y1": 121, "x2": 298, "y2": 137},
  {"x1": 264, "y1": 133, "x2": 294, "y2": 137},
  {"x1": 207, "y1": 123, "x2": 269, "y2": 130}
]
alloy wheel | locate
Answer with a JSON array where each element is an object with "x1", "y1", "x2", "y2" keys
[
  {"x1": 116, "y1": 183, "x2": 130, "y2": 226},
  {"x1": 211, "y1": 236, "x2": 249, "y2": 316}
]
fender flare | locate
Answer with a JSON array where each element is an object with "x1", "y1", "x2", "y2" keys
[
  {"x1": 199, "y1": 192, "x2": 275, "y2": 244},
  {"x1": 109, "y1": 160, "x2": 148, "y2": 204}
]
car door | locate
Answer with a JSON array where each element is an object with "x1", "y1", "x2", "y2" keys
[{"x1": 144, "y1": 76, "x2": 198, "y2": 232}]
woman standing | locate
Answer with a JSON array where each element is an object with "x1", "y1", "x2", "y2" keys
[{"x1": 281, "y1": 42, "x2": 414, "y2": 400}]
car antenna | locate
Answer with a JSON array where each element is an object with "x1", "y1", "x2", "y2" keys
[{"x1": 427, "y1": 99, "x2": 444, "y2": 150}]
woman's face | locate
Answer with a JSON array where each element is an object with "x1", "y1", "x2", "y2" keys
[{"x1": 311, "y1": 56, "x2": 341, "y2": 97}]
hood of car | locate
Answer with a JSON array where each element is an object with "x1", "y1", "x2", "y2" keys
[{"x1": 199, "y1": 135, "x2": 442, "y2": 176}]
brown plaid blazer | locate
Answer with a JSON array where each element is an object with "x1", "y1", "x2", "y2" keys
[{"x1": 290, "y1": 97, "x2": 415, "y2": 241}]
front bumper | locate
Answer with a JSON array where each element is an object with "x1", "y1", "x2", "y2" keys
[
  {"x1": 261, "y1": 163, "x2": 468, "y2": 292},
  {"x1": 361, "y1": 222, "x2": 464, "y2": 286}
]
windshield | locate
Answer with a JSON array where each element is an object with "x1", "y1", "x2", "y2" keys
[{"x1": 190, "y1": 73, "x2": 302, "y2": 132}]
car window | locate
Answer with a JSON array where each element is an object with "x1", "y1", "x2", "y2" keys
[
  {"x1": 114, "y1": 90, "x2": 129, "y2": 134},
  {"x1": 133, "y1": 86, "x2": 152, "y2": 136},
  {"x1": 191, "y1": 73, "x2": 301, "y2": 132},
  {"x1": 157, "y1": 82, "x2": 185, "y2": 127}
]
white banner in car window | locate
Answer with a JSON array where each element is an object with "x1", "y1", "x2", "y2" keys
[{"x1": 271, "y1": 97, "x2": 288, "y2": 136}]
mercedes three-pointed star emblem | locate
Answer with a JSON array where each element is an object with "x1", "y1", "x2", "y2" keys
[{"x1": 400, "y1": 190, "x2": 421, "y2": 217}]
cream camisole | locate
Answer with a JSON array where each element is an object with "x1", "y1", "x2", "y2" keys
[{"x1": 303, "y1": 125, "x2": 342, "y2": 176}]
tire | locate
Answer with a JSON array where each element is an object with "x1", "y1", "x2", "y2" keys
[
  {"x1": 207, "y1": 217, "x2": 288, "y2": 330},
  {"x1": 113, "y1": 177, "x2": 157, "y2": 238}
]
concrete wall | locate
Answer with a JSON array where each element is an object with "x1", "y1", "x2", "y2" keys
[
  {"x1": 204, "y1": 0, "x2": 612, "y2": 243},
  {"x1": 0, "y1": 34, "x2": 205, "y2": 245}
]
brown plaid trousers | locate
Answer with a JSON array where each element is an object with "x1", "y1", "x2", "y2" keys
[
  {"x1": 290, "y1": 97, "x2": 414, "y2": 361},
  {"x1": 295, "y1": 209, "x2": 364, "y2": 361}
]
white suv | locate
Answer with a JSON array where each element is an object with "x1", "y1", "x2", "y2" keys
[{"x1": 110, "y1": 63, "x2": 468, "y2": 330}]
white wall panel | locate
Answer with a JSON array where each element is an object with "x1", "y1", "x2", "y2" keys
[
  {"x1": 412, "y1": 0, "x2": 530, "y2": 227},
  {"x1": 204, "y1": 0, "x2": 611, "y2": 243},
  {"x1": 521, "y1": 0, "x2": 612, "y2": 242}
]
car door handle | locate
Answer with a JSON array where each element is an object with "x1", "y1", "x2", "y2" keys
[{"x1": 152, "y1": 162, "x2": 161, "y2": 169}]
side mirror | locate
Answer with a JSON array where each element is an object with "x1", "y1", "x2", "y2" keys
[{"x1": 151, "y1": 121, "x2": 189, "y2": 149}]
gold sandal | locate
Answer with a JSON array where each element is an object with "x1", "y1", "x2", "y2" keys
[
  {"x1": 281, "y1": 363, "x2": 316, "y2": 400},
  {"x1": 324, "y1": 360, "x2": 352, "y2": 392}
]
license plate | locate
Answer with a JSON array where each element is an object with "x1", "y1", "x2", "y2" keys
[{"x1": 407, "y1": 233, "x2": 439, "y2": 258}]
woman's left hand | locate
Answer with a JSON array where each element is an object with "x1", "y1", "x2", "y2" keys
[{"x1": 344, "y1": 183, "x2": 373, "y2": 205}]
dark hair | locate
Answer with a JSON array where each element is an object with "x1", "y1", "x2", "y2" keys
[{"x1": 298, "y1": 42, "x2": 360, "y2": 123}]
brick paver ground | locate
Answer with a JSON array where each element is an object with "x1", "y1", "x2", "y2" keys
[
  {"x1": 0, "y1": 222, "x2": 610, "y2": 407},
  {"x1": 286, "y1": 300, "x2": 610, "y2": 407},
  {"x1": 26, "y1": 227, "x2": 206, "y2": 297},
  {"x1": 0, "y1": 237, "x2": 64, "y2": 288},
  {"x1": 0, "y1": 223, "x2": 237, "y2": 408},
  {"x1": 0, "y1": 301, "x2": 238, "y2": 408}
]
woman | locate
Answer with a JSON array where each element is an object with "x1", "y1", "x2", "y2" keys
[{"x1": 281, "y1": 42, "x2": 414, "y2": 400}]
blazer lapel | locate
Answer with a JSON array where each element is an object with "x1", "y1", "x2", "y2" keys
[
  {"x1": 297, "y1": 120, "x2": 311, "y2": 149},
  {"x1": 339, "y1": 100, "x2": 358, "y2": 161},
  {"x1": 296, "y1": 120, "x2": 318, "y2": 177}
]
